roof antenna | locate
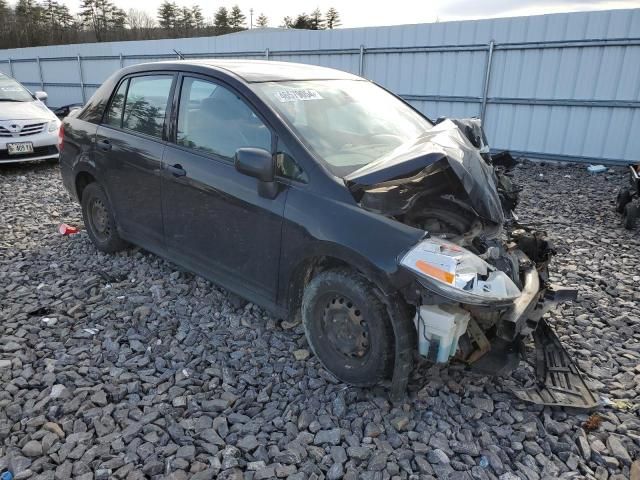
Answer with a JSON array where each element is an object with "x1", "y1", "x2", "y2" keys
[{"x1": 173, "y1": 49, "x2": 185, "y2": 60}]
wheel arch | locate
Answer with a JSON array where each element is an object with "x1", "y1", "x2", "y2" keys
[
  {"x1": 284, "y1": 248, "x2": 399, "y2": 321},
  {"x1": 75, "y1": 170, "x2": 97, "y2": 202}
]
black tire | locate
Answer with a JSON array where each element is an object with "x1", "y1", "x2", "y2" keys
[
  {"x1": 81, "y1": 182, "x2": 128, "y2": 253},
  {"x1": 623, "y1": 202, "x2": 639, "y2": 230},
  {"x1": 616, "y1": 188, "x2": 632, "y2": 214},
  {"x1": 301, "y1": 269, "x2": 394, "y2": 386}
]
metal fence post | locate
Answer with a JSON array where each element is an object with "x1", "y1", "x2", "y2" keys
[
  {"x1": 480, "y1": 40, "x2": 495, "y2": 124},
  {"x1": 36, "y1": 56, "x2": 44, "y2": 92},
  {"x1": 77, "y1": 55, "x2": 86, "y2": 103},
  {"x1": 265, "y1": 48, "x2": 270, "y2": 60},
  {"x1": 358, "y1": 45, "x2": 365, "y2": 77},
  {"x1": 7, "y1": 58, "x2": 14, "y2": 77},
  {"x1": 119, "y1": 53, "x2": 124, "y2": 68}
]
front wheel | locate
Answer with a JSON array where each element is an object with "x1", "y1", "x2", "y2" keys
[
  {"x1": 301, "y1": 269, "x2": 394, "y2": 386},
  {"x1": 81, "y1": 182, "x2": 129, "y2": 253}
]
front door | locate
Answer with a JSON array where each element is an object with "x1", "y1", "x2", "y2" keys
[
  {"x1": 96, "y1": 73, "x2": 175, "y2": 251},
  {"x1": 162, "y1": 75, "x2": 285, "y2": 305}
]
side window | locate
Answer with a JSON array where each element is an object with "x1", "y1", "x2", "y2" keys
[
  {"x1": 105, "y1": 79, "x2": 128, "y2": 128},
  {"x1": 177, "y1": 77, "x2": 271, "y2": 159},
  {"x1": 122, "y1": 75, "x2": 173, "y2": 138}
]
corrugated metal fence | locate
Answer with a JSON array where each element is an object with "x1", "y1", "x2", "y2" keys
[{"x1": 1, "y1": 9, "x2": 639, "y2": 165}]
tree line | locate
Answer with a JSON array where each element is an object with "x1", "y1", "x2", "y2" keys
[{"x1": 0, "y1": 0, "x2": 341, "y2": 49}]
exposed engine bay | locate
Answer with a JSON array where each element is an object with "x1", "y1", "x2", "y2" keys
[{"x1": 347, "y1": 118, "x2": 597, "y2": 409}]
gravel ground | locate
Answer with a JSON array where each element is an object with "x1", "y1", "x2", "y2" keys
[{"x1": 0, "y1": 160, "x2": 639, "y2": 480}]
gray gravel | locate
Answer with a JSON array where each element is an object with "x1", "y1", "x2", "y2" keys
[{"x1": 0, "y1": 160, "x2": 639, "y2": 480}]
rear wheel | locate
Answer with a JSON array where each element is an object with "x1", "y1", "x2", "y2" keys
[
  {"x1": 301, "y1": 269, "x2": 394, "y2": 386},
  {"x1": 623, "y1": 202, "x2": 639, "y2": 230},
  {"x1": 81, "y1": 182, "x2": 128, "y2": 253},
  {"x1": 616, "y1": 188, "x2": 632, "y2": 214}
]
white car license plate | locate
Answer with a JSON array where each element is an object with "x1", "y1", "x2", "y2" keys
[{"x1": 7, "y1": 142, "x2": 34, "y2": 155}]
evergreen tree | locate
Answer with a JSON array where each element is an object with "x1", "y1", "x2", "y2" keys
[
  {"x1": 309, "y1": 8, "x2": 324, "y2": 30},
  {"x1": 255, "y1": 13, "x2": 268, "y2": 28},
  {"x1": 228, "y1": 5, "x2": 245, "y2": 29},
  {"x1": 325, "y1": 7, "x2": 340, "y2": 29},
  {"x1": 178, "y1": 6, "x2": 194, "y2": 36},
  {"x1": 79, "y1": 0, "x2": 126, "y2": 41},
  {"x1": 192, "y1": 5, "x2": 205, "y2": 29},
  {"x1": 157, "y1": 1, "x2": 177, "y2": 31},
  {"x1": 214, "y1": 6, "x2": 229, "y2": 30}
]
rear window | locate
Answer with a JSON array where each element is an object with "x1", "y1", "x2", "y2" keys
[{"x1": 105, "y1": 75, "x2": 173, "y2": 138}]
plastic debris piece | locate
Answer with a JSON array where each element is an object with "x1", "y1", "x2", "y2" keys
[
  {"x1": 479, "y1": 456, "x2": 489, "y2": 469},
  {"x1": 58, "y1": 223, "x2": 79, "y2": 235},
  {"x1": 1, "y1": 471, "x2": 14, "y2": 480},
  {"x1": 587, "y1": 164, "x2": 607, "y2": 173},
  {"x1": 41, "y1": 317, "x2": 57, "y2": 326},
  {"x1": 82, "y1": 328, "x2": 99, "y2": 335}
]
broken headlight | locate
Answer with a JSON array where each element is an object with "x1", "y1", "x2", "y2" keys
[{"x1": 400, "y1": 237, "x2": 521, "y2": 306}]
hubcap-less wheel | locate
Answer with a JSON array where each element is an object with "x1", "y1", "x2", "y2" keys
[
  {"x1": 89, "y1": 197, "x2": 111, "y2": 242},
  {"x1": 322, "y1": 295, "x2": 370, "y2": 359},
  {"x1": 302, "y1": 269, "x2": 395, "y2": 387}
]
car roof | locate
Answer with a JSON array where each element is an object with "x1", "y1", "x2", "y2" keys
[{"x1": 139, "y1": 59, "x2": 362, "y2": 83}]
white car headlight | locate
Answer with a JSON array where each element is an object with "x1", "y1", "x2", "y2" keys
[
  {"x1": 400, "y1": 237, "x2": 521, "y2": 305},
  {"x1": 48, "y1": 120, "x2": 60, "y2": 132}
]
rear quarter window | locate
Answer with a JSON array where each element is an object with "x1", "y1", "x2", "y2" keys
[{"x1": 102, "y1": 74, "x2": 173, "y2": 139}]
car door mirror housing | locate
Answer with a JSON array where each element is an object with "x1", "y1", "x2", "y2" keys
[
  {"x1": 235, "y1": 147, "x2": 279, "y2": 199},
  {"x1": 34, "y1": 91, "x2": 48, "y2": 101}
]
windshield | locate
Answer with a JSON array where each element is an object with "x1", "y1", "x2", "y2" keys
[
  {"x1": 0, "y1": 74, "x2": 34, "y2": 102},
  {"x1": 253, "y1": 79, "x2": 433, "y2": 177}
]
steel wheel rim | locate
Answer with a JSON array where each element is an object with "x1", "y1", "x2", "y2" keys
[
  {"x1": 89, "y1": 198, "x2": 111, "y2": 242},
  {"x1": 321, "y1": 294, "x2": 370, "y2": 360}
]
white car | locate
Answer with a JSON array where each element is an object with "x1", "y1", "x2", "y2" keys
[{"x1": 0, "y1": 73, "x2": 60, "y2": 163}]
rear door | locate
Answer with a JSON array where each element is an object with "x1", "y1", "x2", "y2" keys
[
  {"x1": 95, "y1": 73, "x2": 175, "y2": 251},
  {"x1": 161, "y1": 74, "x2": 286, "y2": 305}
]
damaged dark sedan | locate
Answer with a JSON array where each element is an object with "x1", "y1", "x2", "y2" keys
[{"x1": 60, "y1": 60, "x2": 596, "y2": 408}]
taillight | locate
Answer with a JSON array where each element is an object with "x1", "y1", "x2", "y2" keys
[{"x1": 57, "y1": 124, "x2": 64, "y2": 151}]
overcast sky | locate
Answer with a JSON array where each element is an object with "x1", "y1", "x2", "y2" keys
[{"x1": 57, "y1": 0, "x2": 640, "y2": 27}]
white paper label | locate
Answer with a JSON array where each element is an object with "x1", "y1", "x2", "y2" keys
[{"x1": 274, "y1": 89, "x2": 323, "y2": 102}]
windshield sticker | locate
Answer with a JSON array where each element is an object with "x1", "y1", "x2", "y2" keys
[
  {"x1": 274, "y1": 89, "x2": 323, "y2": 102},
  {"x1": 0, "y1": 86, "x2": 22, "y2": 92}
]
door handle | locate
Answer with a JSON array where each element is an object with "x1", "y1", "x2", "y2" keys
[
  {"x1": 97, "y1": 139, "x2": 112, "y2": 151},
  {"x1": 167, "y1": 164, "x2": 186, "y2": 177}
]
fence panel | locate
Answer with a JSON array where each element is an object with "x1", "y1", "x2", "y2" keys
[{"x1": 1, "y1": 9, "x2": 639, "y2": 164}]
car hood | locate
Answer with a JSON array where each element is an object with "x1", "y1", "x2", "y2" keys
[
  {"x1": 0, "y1": 100, "x2": 56, "y2": 121},
  {"x1": 345, "y1": 119, "x2": 504, "y2": 224}
]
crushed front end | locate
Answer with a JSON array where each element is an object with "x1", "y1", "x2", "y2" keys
[{"x1": 347, "y1": 118, "x2": 597, "y2": 408}]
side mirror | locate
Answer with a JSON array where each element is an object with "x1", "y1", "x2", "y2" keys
[
  {"x1": 235, "y1": 147, "x2": 278, "y2": 199},
  {"x1": 34, "y1": 91, "x2": 48, "y2": 102}
]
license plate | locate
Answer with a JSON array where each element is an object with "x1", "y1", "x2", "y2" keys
[{"x1": 7, "y1": 142, "x2": 34, "y2": 155}]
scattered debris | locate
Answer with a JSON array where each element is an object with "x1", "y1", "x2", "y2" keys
[
  {"x1": 58, "y1": 223, "x2": 79, "y2": 235},
  {"x1": 587, "y1": 164, "x2": 608, "y2": 173},
  {"x1": 583, "y1": 413, "x2": 603, "y2": 432}
]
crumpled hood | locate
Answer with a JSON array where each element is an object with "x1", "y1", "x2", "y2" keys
[
  {"x1": 0, "y1": 100, "x2": 56, "y2": 121},
  {"x1": 345, "y1": 119, "x2": 504, "y2": 224}
]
